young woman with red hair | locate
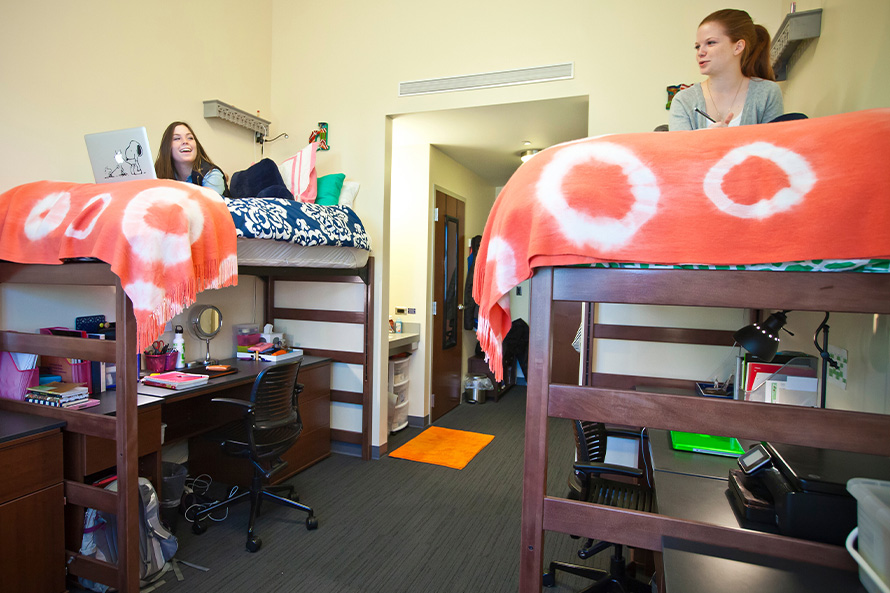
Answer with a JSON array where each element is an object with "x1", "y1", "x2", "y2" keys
[{"x1": 669, "y1": 9, "x2": 783, "y2": 130}]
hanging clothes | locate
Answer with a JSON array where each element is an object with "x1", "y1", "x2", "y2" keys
[{"x1": 464, "y1": 235, "x2": 483, "y2": 330}]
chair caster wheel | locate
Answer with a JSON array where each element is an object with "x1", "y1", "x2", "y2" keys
[
  {"x1": 246, "y1": 537, "x2": 262, "y2": 552},
  {"x1": 542, "y1": 572, "x2": 555, "y2": 587},
  {"x1": 306, "y1": 516, "x2": 319, "y2": 530},
  {"x1": 192, "y1": 521, "x2": 207, "y2": 535}
]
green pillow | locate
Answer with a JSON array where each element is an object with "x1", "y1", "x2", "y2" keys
[{"x1": 315, "y1": 173, "x2": 345, "y2": 205}]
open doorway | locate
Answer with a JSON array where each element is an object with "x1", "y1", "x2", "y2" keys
[{"x1": 387, "y1": 96, "x2": 589, "y2": 430}]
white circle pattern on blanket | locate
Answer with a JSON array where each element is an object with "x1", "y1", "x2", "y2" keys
[
  {"x1": 24, "y1": 192, "x2": 70, "y2": 240},
  {"x1": 703, "y1": 142, "x2": 815, "y2": 219},
  {"x1": 536, "y1": 142, "x2": 659, "y2": 250},
  {"x1": 65, "y1": 193, "x2": 112, "y2": 240},
  {"x1": 124, "y1": 279, "x2": 169, "y2": 313},
  {"x1": 122, "y1": 186, "x2": 204, "y2": 265},
  {"x1": 485, "y1": 236, "x2": 520, "y2": 297}
]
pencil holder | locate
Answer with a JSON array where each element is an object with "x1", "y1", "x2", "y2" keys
[
  {"x1": 165, "y1": 351, "x2": 178, "y2": 371},
  {"x1": 145, "y1": 354, "x2": 167, "y2": 373}
]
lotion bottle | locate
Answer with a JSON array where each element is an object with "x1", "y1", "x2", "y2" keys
[{"x1": 172, "y1": 325, "x2": 186, "y2": 369}]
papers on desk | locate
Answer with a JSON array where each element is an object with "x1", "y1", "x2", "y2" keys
[{"x1": 749, "y1": 373, "x2": 818, "y2": 407}]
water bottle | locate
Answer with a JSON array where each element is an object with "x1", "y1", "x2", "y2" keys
[
  {"x1": 172, "y1": 325, "x2": 185, "y2": 369},
  {"x1": 395, "y1": 317, "x2": 403, "y2": 333}
]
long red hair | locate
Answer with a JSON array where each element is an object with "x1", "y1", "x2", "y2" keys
[{"x1": 701, "y1": 9, "x2": 776, "y2": 81}]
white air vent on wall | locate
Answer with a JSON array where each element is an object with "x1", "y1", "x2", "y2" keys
[{"x1": 399, "y1": 63, "x2": 574, "y2": 97}]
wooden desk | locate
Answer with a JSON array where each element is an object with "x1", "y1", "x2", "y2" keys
[
  {"x1": 0, "y1": 411, "x2": 66, "y2": 592},
  {"x1": 182, "y1": 356, "x2": 332, "y2": 487},
  {"x1": 647, "y1": 429, "x2": 864, "y2": 592},
  {"x1": 73, "y1": 356, "x2": 331, "y2": 492}
]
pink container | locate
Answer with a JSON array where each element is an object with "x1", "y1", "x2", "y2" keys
[
  {"x1": 144, "y1": 354, "x2": 167, "y2": 373},
  {"x1": 165, "y1": 351, "x2": 178, "y2": 371}
]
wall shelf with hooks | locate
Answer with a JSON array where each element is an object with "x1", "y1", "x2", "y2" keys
[
  {"x1": 770, "y1": 8, "x2": 822, "y2": 81},
  {"x1": 203, "y1": 100, "x2": 271, "y2": 135}
]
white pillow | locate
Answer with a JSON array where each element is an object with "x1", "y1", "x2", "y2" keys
[
  {"x1": 339, "y1": 181, "x2": 360, "y2": 209},
  {"x1": 278, "y1": 142, "x2": 318, "y2": 202}
]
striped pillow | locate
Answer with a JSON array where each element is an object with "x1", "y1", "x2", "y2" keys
[{"x1": 278, "y1": 142, "x2": 318, "y2": 202}]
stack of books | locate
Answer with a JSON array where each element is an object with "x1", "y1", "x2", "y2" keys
[
  {"x1": 26, "y1": 381, "x2": 99, "y2": 409},
  {"x1": 236, "y1": 348, "x2": 303, "y2": 363},
  {"x1": 142, "y1": 371, "x2": 209, "y2": 390}
]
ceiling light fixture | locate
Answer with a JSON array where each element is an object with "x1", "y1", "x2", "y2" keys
[{"x1": 520, "y1": 149, "x2": 540, "y2": 163}]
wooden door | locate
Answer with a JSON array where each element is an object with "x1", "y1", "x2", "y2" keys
[{"x1": 431, "y1": 190, "x2": 465, "y2": 422}]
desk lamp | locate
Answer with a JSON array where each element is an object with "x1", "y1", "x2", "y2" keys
[
  {"x1": 734, "y1": 310, "x2": 837, "y2": 408},
  {"x1": 733, "y1": 310, "x2": 791, "y2": 362}
]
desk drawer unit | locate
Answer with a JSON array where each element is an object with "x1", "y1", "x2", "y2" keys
[
  {"x1": 0, "y1": 430, "x2": 65, "y2": 592},
  {"x1": 65, "y1": 404, "x2": 163, "y2": 478},
  {"x1": 275, "y1": 362, "x2": 332, "y2": 483}
]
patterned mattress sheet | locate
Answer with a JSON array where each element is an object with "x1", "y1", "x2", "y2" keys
[
  {"x1": 225, "y1": 198, "x2": 371, "y2": 251},
  {"x1": 589, "y1": 259, "x2": 890, "y2": 273}
]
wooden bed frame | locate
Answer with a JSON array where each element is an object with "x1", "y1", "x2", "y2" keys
[
  {"x1": 519, "y1": 267, "x2": 890, "y2": 593},
  {"x1": 0, "y1": 255, "x2": 374, "y2": 591},
  {"x1": 242, "y1": 257, "x2": 375, "y2": 460}
]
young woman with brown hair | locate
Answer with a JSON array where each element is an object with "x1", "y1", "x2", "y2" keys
[{"x1": 154, "y1": 122, "x2": 229, "y2": 195}]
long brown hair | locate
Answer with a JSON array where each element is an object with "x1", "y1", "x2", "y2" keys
[
  {"x1": 154, "y1": 121, "x2": 226, "y2": 181},
  {"x1": 701, "y1": 9, "x2": 775, "y2": 81}
]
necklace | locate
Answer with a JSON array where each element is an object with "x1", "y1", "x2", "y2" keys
[{"x1": 705, "y1": 78, "x2": 745, "y2": 121}]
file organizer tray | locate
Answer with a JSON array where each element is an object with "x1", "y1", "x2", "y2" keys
[
  {"x1": 38, "y1": 327, "x2": 93, "y2": 393},
  {"x1": 0, "y1": 351, "x2": 40, "y2": 400}
]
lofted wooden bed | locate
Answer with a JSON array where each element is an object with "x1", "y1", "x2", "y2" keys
[
  {"x1": 518, "y1": 267, "x2": 890, "y2": 592},
  {"x1": 0, "y1": 181, "x2": 376, "y2": 591},
  {"x1": 0, "y1": 259, "x2": 375, "y2": 591},
  {"x1": 465, "y1": 110, "x2": 890, "y2": 592},
  {"x1": 241, "y1": 257, "x2": 375, "y2": 459}
]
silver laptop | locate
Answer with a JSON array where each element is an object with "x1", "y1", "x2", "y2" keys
[{"x1": 84, "y1": 126, "x2": 157, "y2": 183}]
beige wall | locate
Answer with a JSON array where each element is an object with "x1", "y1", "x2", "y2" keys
[
  {"x1": 0, "y1": 0, "x2": 275, "y2": 190},
  {"x1": 389, "y1": 129, "x2": 432, "y2": 422},
  {"x1": 780, "y1": 0, "x2": 890, "y2": 116}
]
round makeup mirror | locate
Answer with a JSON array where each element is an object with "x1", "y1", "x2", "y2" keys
[{"x1": 188, "y1": 304, "x2": 223, "y2": 366}]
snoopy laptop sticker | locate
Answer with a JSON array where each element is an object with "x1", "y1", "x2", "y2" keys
[{"x1": 84, "y1": 126, "x2": 157, "y2": 183}]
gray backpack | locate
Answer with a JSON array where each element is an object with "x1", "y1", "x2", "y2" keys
[{"x1": 79, "y1": 477, "x2": 178, "y2": 591}]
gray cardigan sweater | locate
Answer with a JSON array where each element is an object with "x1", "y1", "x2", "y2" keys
[{"x1": 669, "y1": 78, "x2": 783, "y2": 130}]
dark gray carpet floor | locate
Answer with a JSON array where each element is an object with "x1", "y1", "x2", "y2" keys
[{"x1": 102, "y1": 387, "x2": 628, "y2": 592}]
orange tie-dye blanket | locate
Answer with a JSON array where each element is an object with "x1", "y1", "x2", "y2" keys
[
  {"x1": 0, "y1": 179, "x2": 238, "y2": 352},
  {"x1": 474, "y1": 109, "x2": 890, "y2": 380}
]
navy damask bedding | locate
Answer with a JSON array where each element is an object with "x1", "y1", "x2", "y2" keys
[{"x1": 225, "y1": 198, "x2": 371, "y2": 250}]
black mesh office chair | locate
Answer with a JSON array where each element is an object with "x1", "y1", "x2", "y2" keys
[
  {"x1": 192, "y1": 361, "x2": 318, "y2": 552},
  {"x1": 544, "y1": 420, "x2": 653, "y2": 592}
]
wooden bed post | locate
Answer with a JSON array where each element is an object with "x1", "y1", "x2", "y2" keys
[
  {"x1": 520, "y1": 268, "x2": 554, "y2": 593},
  {"x1": 114, "y1": 277, "x2": 141, "y2": 592},
  {"x1": 362, "y1": 257, "x2": 374, "y2": 460}
]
